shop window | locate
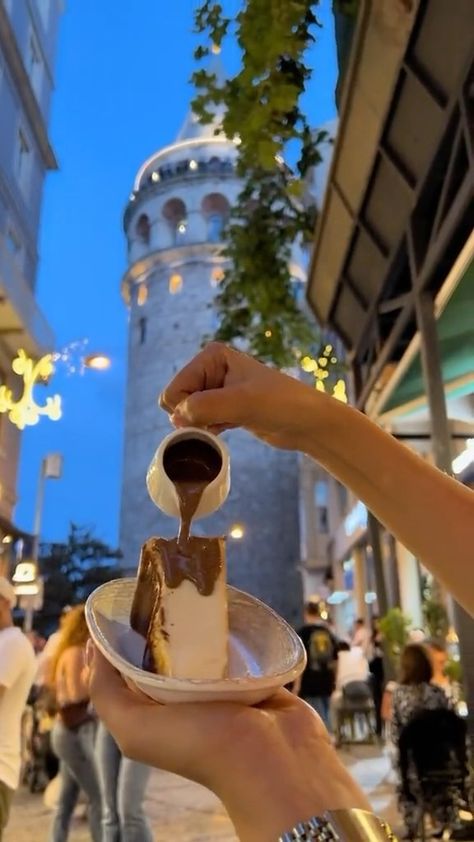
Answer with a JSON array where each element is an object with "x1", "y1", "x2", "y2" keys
[
  {"x1": 28, "y1": 34, "x2": 42, "y2": 98},
  {"x1": 336, "y1": 481, "x2": 348, "y2": 515},
  {"x1": 16, "y1": 129, "x2": 31, "y2": 194}
]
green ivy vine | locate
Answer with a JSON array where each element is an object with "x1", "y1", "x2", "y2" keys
[{"x1": 191, "y1": 1, "x2": 334, "y2": 373}]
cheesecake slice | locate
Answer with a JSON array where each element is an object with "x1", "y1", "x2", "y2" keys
[{"x1": 130, "y1": 536, "x2": 228, "y2": 679}]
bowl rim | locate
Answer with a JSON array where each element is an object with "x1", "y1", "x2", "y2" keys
[{"x1": 86, "y1": 577, "x2": 306, "y2": 691}]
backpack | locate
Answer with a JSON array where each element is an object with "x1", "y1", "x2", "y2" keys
[{"x1": 307, "y1": 627, "x2": 334, "y2": 671}]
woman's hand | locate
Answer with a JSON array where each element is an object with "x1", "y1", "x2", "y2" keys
[
  {"x1": 88, "y1": 645, "x2": 369, "y2": 842},
  {"x1": 160, "y1": 342, "x2": 320, "y2": 451}
]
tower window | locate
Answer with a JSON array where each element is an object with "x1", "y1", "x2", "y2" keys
[
  {"x1": 138, "y1": 316, "x2": 147, "y2": 345},
  {"x1": 136, "y1": 214, "x2": 151, "y2": 245},
  {"x1": 169, "y1": 273, "x2": 183, "y2": 295},
  {"x1": 211, "y1": 267, "x2": 225, "y2": 287},
  {"x1": 202, "y1": 193, "x2": 230, "y2": 245},
  {"x1": 208, "y1": 213, "x2": 224, "y2": 243},
  {"x1": 162, "y1": 198, "x2": 188, "y2": 246},
  {"x1": 137, "y1": 283, "x2": 148, "y2": 306}
]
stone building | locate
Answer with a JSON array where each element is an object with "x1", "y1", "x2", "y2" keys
[
  {"x1": 0, "y1": 0, "x2": 62, "y2": 570},
  {"x1": 119, "y1": 99, "x2": 306, "y2": 623}
]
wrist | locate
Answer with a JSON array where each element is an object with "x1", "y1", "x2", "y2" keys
[{"x1": 215, "y1": 724, "x2": 369, "y2": 842}]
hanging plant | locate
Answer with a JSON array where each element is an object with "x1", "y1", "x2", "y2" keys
[{"x1": 191, "y1": 0, "x2": 352, "y2": 393}]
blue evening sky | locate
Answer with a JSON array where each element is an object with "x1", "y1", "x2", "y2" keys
[{"x1": 16, "y1": 0, "x2": 338, "y2": 548}]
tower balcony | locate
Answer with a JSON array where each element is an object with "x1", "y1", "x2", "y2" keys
[{"x1": 124, "y1": 154, "x2": 239, "y2": 230}]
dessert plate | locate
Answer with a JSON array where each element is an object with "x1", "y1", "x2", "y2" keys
[{"x1": 86, "y1": 578, "x2": 306, "y2": 705}]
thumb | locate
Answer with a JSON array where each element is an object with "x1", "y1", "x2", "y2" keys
[{"x1": 172, "y1": 386, "x2": 244, "y2": 429}]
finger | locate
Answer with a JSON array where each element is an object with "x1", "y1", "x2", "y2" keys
[
  {"x1": 172, "y1": 385, "x2": 244, "y2": 428},
  {"x1": 88, "y1": 646, "x2": 209, "y2": 777},
  {"x1": 159, "y1": 343, "x2": 229, "y2": 414}
]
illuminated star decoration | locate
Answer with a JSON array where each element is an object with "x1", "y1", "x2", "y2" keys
[{"x1": 0, "y1": 349, "x2": 62, "y2": 430}]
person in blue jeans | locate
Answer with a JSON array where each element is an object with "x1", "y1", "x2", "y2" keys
[
  {"x1": 96, "y1": 722, "x2": 153, "y2": 842},
  {"x1": 293, "y1": 602, "x2": 338, "y2": 729},
  {"x1": 48, "y1": 605, "x2": 102, "y2": 842}
]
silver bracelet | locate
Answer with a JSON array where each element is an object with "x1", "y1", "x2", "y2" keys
[{"x1": 278, "y1": 809, "x2": 398, "y2": 841}]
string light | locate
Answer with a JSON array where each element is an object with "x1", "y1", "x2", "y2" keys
[
  {"x1": 301, "y1": 356, "x2": 317, "y2": 373},
  {"x1": 177, "y1": 221, "x2": 187, "y2": 234},
  {"x1": 264, "y1": 329, "x2": 272, "y2": 338},
  {"x1": 189, "y1": 160, "x2": 198, "y2": 171},
  {"x1": 151, "y1": 171, "x2": 160, "y2": 182},
  {"x1": 0, "y1": 350, "x2": 62, "y2": 429}
]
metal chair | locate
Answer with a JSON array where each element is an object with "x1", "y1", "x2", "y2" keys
[{"x1": 336, "y1": 680, "x2": 376, "y2": 746}]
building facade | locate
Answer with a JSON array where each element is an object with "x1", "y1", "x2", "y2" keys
[
  {"x1": 0, "y1": 0, "x2": 62, "y2": 569},
  {"x1": 119, "y1": 105, "x2": 304, "y2": 623}
]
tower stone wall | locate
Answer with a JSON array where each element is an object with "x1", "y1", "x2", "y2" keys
[{"x1": 119, "y1": 120, "x2": 304, "y2": 624}]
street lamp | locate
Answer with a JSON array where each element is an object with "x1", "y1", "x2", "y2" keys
[
  {"x1": 13, "y1": 453, "x2": 63, "y2": 632},
  {"x1": 229, "y1": 524, "x2": 245, "y2": 540},
  {"x1": 84, "y1": 353, "x2": 111, "y2": 371}
]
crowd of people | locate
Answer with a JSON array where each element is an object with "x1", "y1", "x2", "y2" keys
[
  {"x1": 0, "y1": 595, "x2": 153, "y2": 842},
  {"x1": 0, "y1": 342, "x2": 473, "y2": 842}
]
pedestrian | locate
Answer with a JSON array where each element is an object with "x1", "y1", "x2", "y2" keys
[
  {"x1": 369, "y1": 615, "x2": 385, "y2": 737},
  {"x1": 329, "y1": 641, "x2": 370, "y2": 733},
  {"x1": 0, "y1": 578, "x2": 36, "y2": 841},
  {"x1": 48, "y1": 605, "x2": 102, "y2": 842},
  {"x1": 96, "y1": 723, "x2": 153, "y2": 842},
  {"x1": 351, "y1": 617, "x2": 371, "y2": 658},
  {"x1": 391, "y1": 644, "x2": 452, "y2": 837},
  {"x1": 428, "y1": 640, "x2": 454, "y2": 700},
  {"x1": 292, "y1": 602, "x2": 337, "y2": 729},
  {"x1": 87, "y1": 343, "x2": 474, "y2": 842}
]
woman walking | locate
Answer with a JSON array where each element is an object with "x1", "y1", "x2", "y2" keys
[
  {"x1": 96, "y1": 723, "x2": 153, "y2": 842},
  {"x1": 48, "y1": 605, "x2": 101, "y2": 842}
]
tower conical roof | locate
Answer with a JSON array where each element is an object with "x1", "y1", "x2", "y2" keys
[{"x1": 176, "y1": 49, "x2": 226, "y2": 142}]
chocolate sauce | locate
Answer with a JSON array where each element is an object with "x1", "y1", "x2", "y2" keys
[
  {"x1": 163, "y1": 438, "x2": 222, "y2": 546},
  {"x1": 132, "y1": 438, "x2": 224, "y2": 673}
]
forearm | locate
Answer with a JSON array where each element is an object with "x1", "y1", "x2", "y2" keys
[{"x1": 299, "y1": 389, "x2": 474, "y2": 615}]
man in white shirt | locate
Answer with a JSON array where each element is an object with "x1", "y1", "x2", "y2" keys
[
  {"x1": 330, "y1": 642, "x2": 370, "y2": 734},
  {"x1": 0, "y1": 578, "x2": 36, "y2": 839}
]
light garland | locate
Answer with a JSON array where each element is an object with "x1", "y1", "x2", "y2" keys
[
  {"x1": 299, "y1": 345, "x2": 348, "y2": 403},
  {"x1": 0, "y1": 350, "x2": 62, "y2": 430}
]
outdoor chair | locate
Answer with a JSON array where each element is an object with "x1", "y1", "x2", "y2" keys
[{"x1": 336, "y1": 679, "x2": 376, "y2": 746}]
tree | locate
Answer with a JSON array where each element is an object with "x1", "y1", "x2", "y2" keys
[{"x1": 37, "y1": 524, "x2": 122, "y2": 635}]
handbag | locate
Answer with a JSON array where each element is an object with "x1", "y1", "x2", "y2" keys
[{"x1": 58, "y1": 700, "x2": 93, "y2": 731}]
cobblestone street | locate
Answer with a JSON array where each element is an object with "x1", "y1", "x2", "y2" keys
[{"x1": 6, "y1": 746, "x2": 400, "y2": 842}]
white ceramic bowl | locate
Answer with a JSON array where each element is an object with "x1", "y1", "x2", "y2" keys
[{"x1": 86, "y1": 578, "x2": 306, "y2": 705}]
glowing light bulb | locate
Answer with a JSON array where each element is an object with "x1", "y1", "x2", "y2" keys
[
  {"x1": 264, "y1": 329, "x2": 272, "y2": 338},
  {"x1": 151, "y1": 171, "x2": 160, "y2": 182},
  {"x1": 84, "y1": 354, "x2": 111, "y2": 371},
  {"x1": 229, "y1": 524, "x2": 244, "y2": 540},
  {"x1": 189, "y1": 160, "x2": 198, "y2": 171}
]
